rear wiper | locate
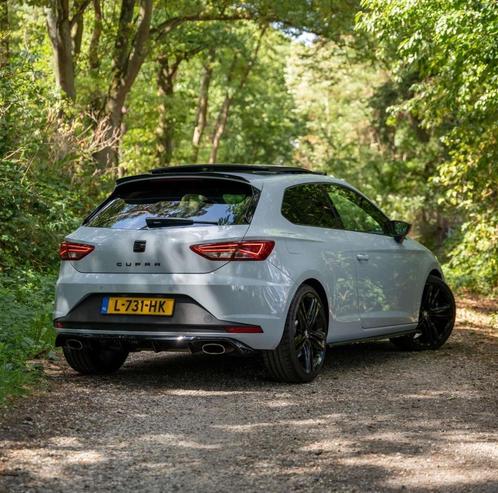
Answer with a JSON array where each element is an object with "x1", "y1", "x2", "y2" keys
[{"x1": 145, "y1": 217, "x2": 219, "y2": 228}]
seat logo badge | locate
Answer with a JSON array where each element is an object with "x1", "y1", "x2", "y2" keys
[{"x1": 133, "y1": 240, "x2": 146, "y2": 253}]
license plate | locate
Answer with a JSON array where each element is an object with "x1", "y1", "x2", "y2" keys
[{"x1": 101, "y1": 296, "x2": 175, "y2": 316}]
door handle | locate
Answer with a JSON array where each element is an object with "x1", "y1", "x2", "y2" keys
[{"x1": 356, "y1": 254, "x2": 369, "y2": 261}]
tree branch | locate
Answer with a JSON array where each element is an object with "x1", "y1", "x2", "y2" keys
[
  {"x1": 151, "y1": 12, "x2": 253, "y2": 41},
  {"x1": 123, "y1": 0, "x2": 152, "y2": 93},
  {"x1": 70, "y1": 0, "x2": 92, "y2": 28}
]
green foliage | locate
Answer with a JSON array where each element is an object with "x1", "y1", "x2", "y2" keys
[
  {"x1": 0, "y1": 270, "x2": 56, "y2": 404},
  {"x1": 358, "y1": 0, "x2": 498, "y2": 292}
]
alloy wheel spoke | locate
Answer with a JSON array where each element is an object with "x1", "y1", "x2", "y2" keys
[
  {"x1": 306, "y1": 297, "x2": 320, "y2": 328},
  {"x1": 429, "y1": 304, "x2": 451, "y2": 317},
  {"x1": 423, "y1": 284, "x2": 433, "y2": 308},
  {"x1": 297, "y1": 304, "x2": 308, "y2": 330},
  {"x1": 426, "y1": 319, "x2": 440, "y2": 342},
  {"x1": 309, "y1": 326, "x2": 325, "y2": 343},
  {"x1": 302, "y1": 341, "x2": 312, "y2": 373},
  {"x1": 294, "y1": 333, "x2": 307, "y2": 351},
  {"x1": 429, "y1": 287, "x2": 440, "y2": 307},
  {"x1": 309, "y1": 334, "x2": 326, "y2": 351}
]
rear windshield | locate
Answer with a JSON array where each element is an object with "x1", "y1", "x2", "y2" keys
[{"x1": 86, "y1": 178, "x2": 259, "y2": 230}]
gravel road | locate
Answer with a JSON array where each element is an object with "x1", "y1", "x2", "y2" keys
[{"x1": 1, "y1": 297, "x2": 497, "y2": 492}]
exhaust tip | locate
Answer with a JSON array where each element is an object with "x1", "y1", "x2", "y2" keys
[
  {"x1": 201, "y1": 343, "x2": 226, "y2": 355},
  {"x1": 66, "y1": 339, "x2": 84, "y2": 350}
]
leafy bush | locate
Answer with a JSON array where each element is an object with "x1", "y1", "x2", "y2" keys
[
  {"x1": 0, "y1": 270, "x2": 56, "y2": 404},
  {"x1": 358, "y1": 0, "x2": 498, "y2": 292}
]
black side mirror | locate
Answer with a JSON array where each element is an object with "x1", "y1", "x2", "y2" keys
[{"x1": 390, "y1": 220, "x2": 411, "y2": 243}]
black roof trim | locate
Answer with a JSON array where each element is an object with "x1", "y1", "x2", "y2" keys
[{"x1": 149, "y1": 164, "x2": 325, "y2": 176}]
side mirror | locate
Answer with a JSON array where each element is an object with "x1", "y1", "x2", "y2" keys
[{"x1": 390, "y1": 220, "x2": 411, "y2": 243}]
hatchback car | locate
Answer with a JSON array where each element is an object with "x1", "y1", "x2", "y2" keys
[{"x1": 54, "y1": 164, "x2": 456, "y2": 382}]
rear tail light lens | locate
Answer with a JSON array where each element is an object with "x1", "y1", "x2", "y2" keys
[
  {"x1": 59, "y1": 241, "x2": 94, "y2": 260},
  {"x1": 190, "y1": 240, "x2": 275, "y2": 261},
  {"x1": 225, "y1": 325, "x2": 263, "y2": 333}
]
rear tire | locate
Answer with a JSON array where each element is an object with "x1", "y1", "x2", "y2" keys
[
  {"x1": 391, "y1": 275, "x2": 455, "y2": 351},
  {"x1": 264, "y1": 284, "x2": 328, "y2": 383},
  {"x1": 63, "y1": 345, "x2": 128, "y2": 375}
]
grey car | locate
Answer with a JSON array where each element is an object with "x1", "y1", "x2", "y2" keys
[{"x1": 54, "y1": 165, "x2": 456, "y2": 382}]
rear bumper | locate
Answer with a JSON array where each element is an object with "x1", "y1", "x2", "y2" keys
[
  {"x1": 55, "y1": 330, "x2": 254, "y2": 354},
  {"x1": 54, "y1": 261, "x2": 295, "y2": 350}
]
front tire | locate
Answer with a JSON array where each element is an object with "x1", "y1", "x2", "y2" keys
[
  {"x1": 63, "y1": 344, "x2": 129, "y2": 375},
  {"x1": 391, "y1": 275, "x2": 456, "y2": 351},
  {"x1": 264, "y1": 284, "x2": 328, "y2": 383}
]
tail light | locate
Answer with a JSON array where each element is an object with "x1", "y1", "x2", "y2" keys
[
  {"x1": 59, "y1": 241, "x2": 94, "y2": 260},
  {"x1": 190, "y1": 240, "x2": 275, "y2": 261}
]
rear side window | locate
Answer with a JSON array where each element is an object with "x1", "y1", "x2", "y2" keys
[
  {"x1": 281, "y1": 183, "x2": 343, "y2": 229},
  {"x1": 86, "y1": 178, "x2": 259, "y2": 229},
  {"x1": 326, "y1": 184, "x2": 388, "y2": 234}
]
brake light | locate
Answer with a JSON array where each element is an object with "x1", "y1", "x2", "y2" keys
[
  {"x1": 59, "y1": 241, "x2": 94, "y2": 260},
  {"x1": 190, "y1": 240, "x2": 275, "y2": 261}
]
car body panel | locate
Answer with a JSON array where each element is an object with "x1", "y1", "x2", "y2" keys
[{"x1": 349, "y1": 233, "x2": 430, "y2": 329}]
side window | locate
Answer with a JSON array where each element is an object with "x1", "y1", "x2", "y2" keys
[
  {"x1": 282, "y1": 184, "x2": 343, "y2": 229},
  {"x1": 326, "y1": 185, "x2": 388, "y2": 234}
]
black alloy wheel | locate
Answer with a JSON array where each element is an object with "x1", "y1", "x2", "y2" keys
[
  {"x1": 391, "y1": 275, "x2": 456, "y2": 350},
  {"x1": 264, "y1": 284, "x2": 328, "y2": 383}
]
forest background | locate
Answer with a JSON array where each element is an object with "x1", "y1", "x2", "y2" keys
[{"x1": 0, "y1": 0, "x2": 497, "y2": 401}]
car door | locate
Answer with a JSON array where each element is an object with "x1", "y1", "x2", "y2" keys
[
  {"x1": 325, "y1": 183, "x2": 421, "y2": 331},
  {"x1": 280, "y1": 183, "x2": 361, "y2": 340}
]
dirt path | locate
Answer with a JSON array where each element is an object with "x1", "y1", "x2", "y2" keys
[{"x1": 1, "y1": 297, "x2": 497, "y2": 492}]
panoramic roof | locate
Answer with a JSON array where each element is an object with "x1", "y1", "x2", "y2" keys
[{"x1": 150, "y1": 164, "x2": 325, "y2": 176}]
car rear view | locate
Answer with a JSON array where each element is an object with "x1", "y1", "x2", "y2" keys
[{"x1": 54, "y1": 171, "x2": 293, "y2": 375}]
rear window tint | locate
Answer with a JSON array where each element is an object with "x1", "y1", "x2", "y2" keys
[
  {"x1": 281, "y1": 183, "x2": 343, "y2": 229},
  {"x1": 86, "y1": 178, "x2": 259, "y2": 229}
]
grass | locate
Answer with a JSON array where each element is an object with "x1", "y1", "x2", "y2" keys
[{"x1": 0, "y1": 269, "x2": 56, "y2": 405}]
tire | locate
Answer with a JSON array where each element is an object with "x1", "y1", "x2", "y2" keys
[
  {"x1": 391, "y1": 275, "x2": 456, "y2": 351},
  {"x1": 63, "y1": 344, "x2": 129, "y2": 375},
  {"x1": 264, "y1": 284, "x2": 328, "y2": 383}
]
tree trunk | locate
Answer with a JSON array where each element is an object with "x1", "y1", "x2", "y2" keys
[
  {"x1": 191, "y1": 50, "x2": 215, "y2": 163},
  {"x1": 46, "y1": 0, "x2": 76, "y2": 100},
  {"x1": 156, "y1": 56, "x2": 179, "y2": 167},
  {"x1": 87, "y1": 0, "x2": 103, "y2": 112},
  {"x1": 0, "y1": 0, "x2": 8, "y2": 70},
  {"x1": 0, "y1": 0, "x2": 10, "y2": 155},
  {"x1": 88, "y1": 0, "x2": 102, "y2": 72},
  {"x1": 93, "y1": 0, "x2": 152, "y2": 171},
  {"x1": 208, "y1": 95, "x2": 231, "y2": 164},
  {"x1": 71, "y1": 13, "x2": 84, "y2": 59}
]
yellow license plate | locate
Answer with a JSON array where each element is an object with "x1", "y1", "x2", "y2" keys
[{"x1": 101, "y1": 296, "x2": 175, "y2": 316}]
